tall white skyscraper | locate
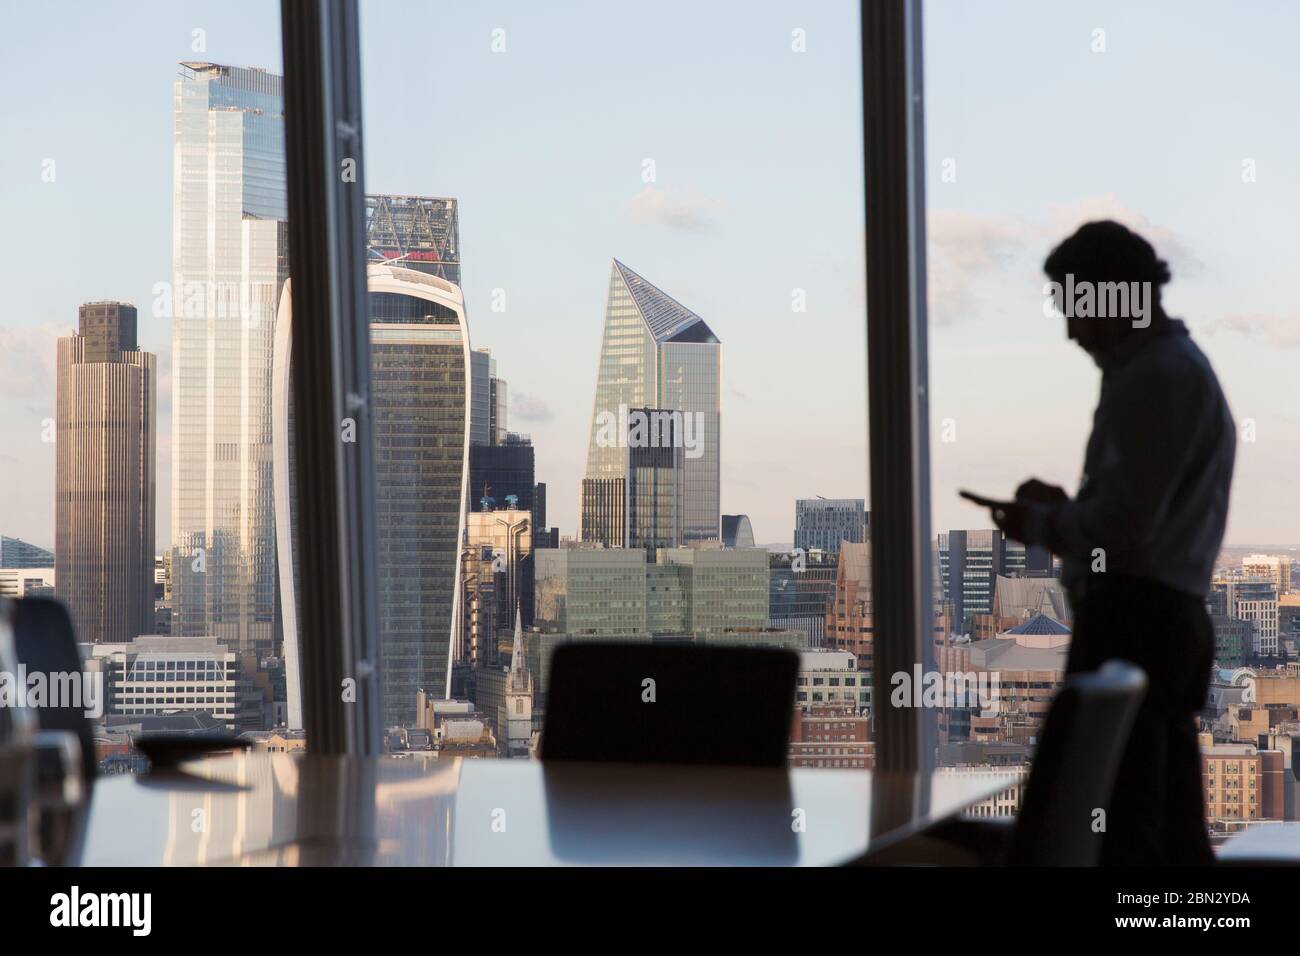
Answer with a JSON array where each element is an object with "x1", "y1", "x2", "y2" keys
[{"x1": 170, "y1": 62, "x2": 286, "y2": 659}]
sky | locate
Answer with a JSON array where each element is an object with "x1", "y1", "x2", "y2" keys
[{"x1": 1, "y1": 0, "x2": 1297, "y2": 556}]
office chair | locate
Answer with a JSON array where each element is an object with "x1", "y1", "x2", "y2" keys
[
  {"x1": 0, "y1": 601, "x2": 37, "y2": 864},
  {"x1": 860, "y1": 659, "x2": 1148, "y2": 866},
  {"x1": 6, "y1": 598, "x2": 98, "y2": 865},
  {"x1": 540, "y1": 642, "x2": 799, "y2": 767},
  {"x1": 9, "y1": 598, "x2": 97, "y2": 785}
]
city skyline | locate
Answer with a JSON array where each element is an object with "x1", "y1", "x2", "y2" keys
[
  {"x1": 5, "y1": 0, "x2": 1300, "y2": 560},
  {"x1": 0, "y1": 0, "x2": 868, "y2": 556},
  {"x1": 5, "y1": 0, "x2": 1300, "y2": 883}
]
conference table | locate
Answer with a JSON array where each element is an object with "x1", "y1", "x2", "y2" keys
[{"x1": 72, "y1": 753, "x2": 1015, "y2": 866}]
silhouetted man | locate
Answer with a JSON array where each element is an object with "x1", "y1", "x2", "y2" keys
[{"x1": 978, "y1": 220, "x2": 1235, "y2": 865}]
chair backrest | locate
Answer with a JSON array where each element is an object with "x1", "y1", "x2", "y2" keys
[
  {"x1": 9, "y1": 598, "x2": 97, "y2": 784},
  {"x1": 1008, "y1": 659, "x2": 1147, "y2": 866},
  {"x1": 540, "y1": 642, "x2": 799, "y2": 767},
  {"x1": 0, "y1": 601, "x2": 37, "y2": 864}
]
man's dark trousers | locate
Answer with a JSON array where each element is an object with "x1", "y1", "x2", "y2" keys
[{"x1": 1067, "y1": 572, "x2": 1215, "y2": 866}]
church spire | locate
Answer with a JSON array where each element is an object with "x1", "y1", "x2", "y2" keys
[{"x1": 509, "y1": 604, "x2": 531, "y2": 692}]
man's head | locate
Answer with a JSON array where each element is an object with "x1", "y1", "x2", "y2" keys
[{"x1": 1043, "y1": 220, "x2": 1171, "y2": 358}]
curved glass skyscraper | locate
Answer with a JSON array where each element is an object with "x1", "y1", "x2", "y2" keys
[{"x1": 275, "y1": 265, "x2": 470, "y2": 728}]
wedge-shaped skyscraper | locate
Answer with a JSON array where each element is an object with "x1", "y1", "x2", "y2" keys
[{"x1": 581, "y1": 261, "x2": 720, "y2": 546}]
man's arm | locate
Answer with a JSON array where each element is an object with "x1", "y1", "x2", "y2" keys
[{"x1": 1020, "y1": 358, "x2": 1211, "y2": 563}]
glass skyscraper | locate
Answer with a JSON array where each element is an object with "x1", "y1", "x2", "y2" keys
[
  {"x1": 581, "y1": 260, "x2": 720, "y2": 545},
  {"x1": 793, "y1": 498, "x2": 868, "y2": 553},
  {"x1": 272, "y1": 265, "x2": 470, "y2": 729},
  {"x1": 0, "y1": 537, "x2": 54, "y2": 569},
  {"x1": 721, "y1": 514, "x2": 756, "y2": 549},
  {"x1": 368, "y1": 266, "x2": 471, "y2": 725},
  {"x1": 937, "y1": 529, "x2": 1020, "y2": 634},
  {"x1": 469, "y1": 348, "x2": 493, "y2": 447},
  {"x1": 170, "y1": 62, "x2": 286, "y2": 660},
  {"x1": 360, "y1": 195, "x2": 472, "y2": 724},
  {"x1": 626, "y1": 409, "x2": 684, "y2": 554}
]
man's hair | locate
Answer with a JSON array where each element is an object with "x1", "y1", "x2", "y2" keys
[{"x1": 1044, "y1": 220, "x2": 1172, "y2": 293}]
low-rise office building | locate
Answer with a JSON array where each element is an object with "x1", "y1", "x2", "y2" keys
[
  {"x1": 243, "y1": 729, "x2": 307, "y2": 754},
  {"x1": 0, "y1": 566, "x2": 55, "y2": 598},
  {"x1": 532, "y1": 546, "x2": 805, "y2": 703},
  {"x1": 939, "y1": 614, "x2": 1070, "y2": 746},
  {"x1": 939, "y1": 766, "x2": 1029, "y2": 819},
  {"x1": 793, "y1": 498, "x2": 867, "y2": 554},
  {"x1": 84, "y1": 636, "x2": 239, "y2": 730},
  {"x1": 824, "y1": 542, "x2": 872, "y2": 668},
  {"x1": 770, "y1": 546, "x2": 838, "y2": 647},
  {"x1": 796, "y1": 649, "x2": 868, "y2": 712},
  {"x1": 789, "y1": 703, "x2": 873, "y2": 769},
  {"x1": 1200, "y1": 734, "x2": 1285, "y2": 826},
  {"x1": 970, "y1": 575, "x2": 1071, "y2": 641}
]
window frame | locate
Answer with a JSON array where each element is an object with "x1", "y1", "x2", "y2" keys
[
  {"x1": 279, "y1": 0, "x2": 938, "y2": 784},
  {"x1": 280, "y1": 0, "x2": 383, "y2": 755},
  {"x1": 861, "y1": 0, "x2": 937, "y2": 785}
]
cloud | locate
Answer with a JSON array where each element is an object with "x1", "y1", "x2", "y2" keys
[
  {"x1": 929, "y1": 209, "x2": 1029, "y2": 270},
  {"x1": 924, "y1": 197, "x2": 1200, "y2": 325},
  {"x1": 1044, "y1": 194, "x2": 1203, "y2": 279},
  {"x1": 509, "y1": 392, "x2": 553, "y2": 424},
  {"x1": 927, "y1": 262, "x2": 978, "y2": 327},
  {"x1": 0, "y1": 322, "x2": 65, "y2": 406},
  {"x1": 1206, "y1": 313, "x2": 1300, "y2": 348},
  {"x1": 628, "y1": 186, "x2": 723, "y2": 234},
  {"x1": 926, "y1": 210, "x2": 1029, "y2": 325}
]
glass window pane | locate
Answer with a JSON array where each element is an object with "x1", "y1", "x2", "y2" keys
[
  {"x1": 924, "y1": 0, "x2": 1298, "y2": 853},
  {"x1": 0, "y1": 3, "x2": 297, "y2": 775},
  {"x1": 357, "y1": 0, "x2": 869, "y2": 767}
]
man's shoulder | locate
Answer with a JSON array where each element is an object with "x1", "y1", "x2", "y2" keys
[{"x1": 1124, "y1": 327, "x2": 1220, "y2": 394}]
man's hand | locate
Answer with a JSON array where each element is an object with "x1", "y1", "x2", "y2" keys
[{"x1": 1014, "y1": 478, "x2": 1068, "y2": 505}]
